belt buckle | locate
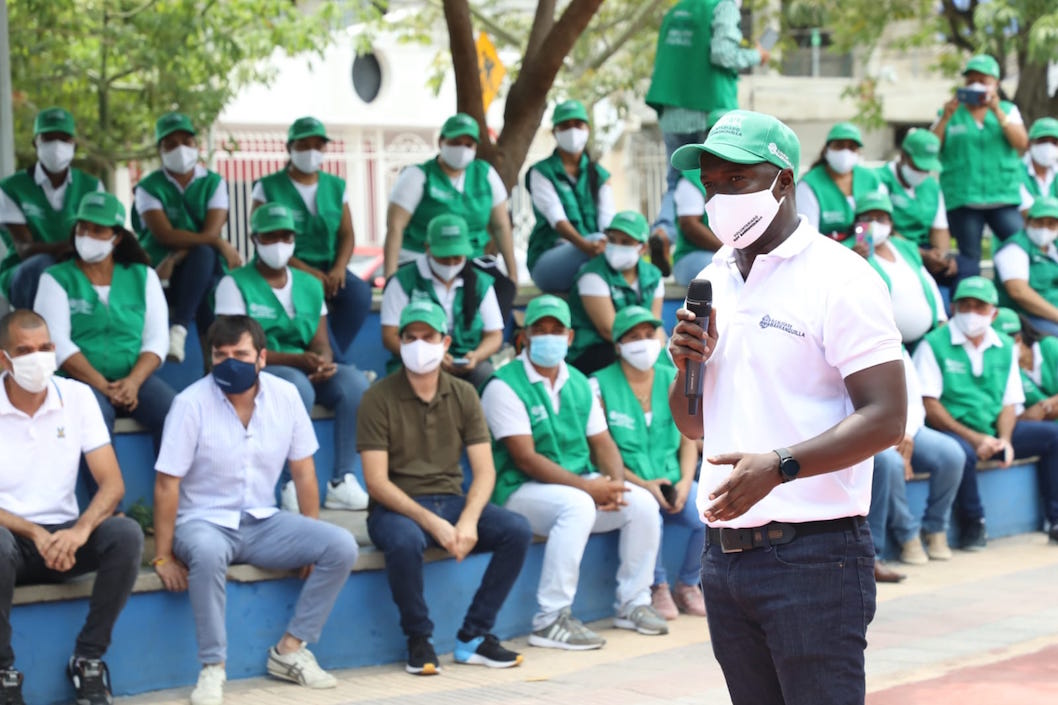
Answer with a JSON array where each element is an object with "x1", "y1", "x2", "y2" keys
[{"x1": 719, "y1": 528, "x2": 745, "y2": 554}]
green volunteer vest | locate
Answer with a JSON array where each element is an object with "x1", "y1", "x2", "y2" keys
[
  {"x1": 1022, "y1": 162, "x2": 1058, "y2": 200},
  {"x1": 1023, "y1": 336, "x2": 1058, "y2": 406},
  {"x1": 403, "y1": 159, "x2": 493, "y2": 257},
  {"x1": 645, "y1": 0, "x2": 736, "y2": 115},
  {"x1": 256, "y1": 171, "x2": 345, "y2": 271},
  {"x1": 924, "y1": 326, "x2": 1014, "y2": 435},
  {"x1": 1022, "y1": 370, "x2": 1046, "y2": 407},
  {"x1": 801, "y1": 164, "x2": 882, "y2": 237},
  {"x1": 568, "y1": 256, "x2": 663, "y2": 361},
  {"x1": 939, "y1": 102, "x2": 1022, "y2": 210},
  {"x1": 868, "y1": 236, "x2": 942, "y2": 332},
  {"x1": 0, "y1": 167, "x2": 100, "y2": 296},
  {"x1": 228, "y1": 265, "x2": 324, "y2": 354},
  {"x1": 875, "y1": 164, "x2": 941, "y2": 248},
  {"x1": 130, "y1": 169, "x2": 225, "y2": 266},
  {"x1": 46, "y1": 259, "x2": 148, "y2": 381},
  {"x1": 995, "y1": 233, "x2": 1058, "y2": 313},
  {"x1": 673, "y1": 175, "x2": 711, "y2": 265},
  {"x1": 490, "y1": 361, "x2": 595, "y2": 506},
  {"x1": 526, "y1": 151, "x2": 610, "y2": 272},
  {"x1": 591, "y1": 361, "x2": 680, "y2": 483}
]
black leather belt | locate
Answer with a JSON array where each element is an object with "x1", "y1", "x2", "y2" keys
[{"x1": 707, "y1": 516, "x2": 865, "y2": 554}]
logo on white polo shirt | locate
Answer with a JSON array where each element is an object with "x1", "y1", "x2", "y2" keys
[
  {"x1": 529, "y1": 404, "x2": 548, "y2": 425},
  {"x1": 607, "y1": 409, "x2": 636, "y2": 431},
  {"x1": 248, "y1": 302, "x2": 277, "y2": 320},
  {"x1": 759, "y1": 315, "x2": 805, "y2": 338},
  {"x1": 944, "y1": 358, "x2": 968, "y2": 375},
  {"x1": 57, "y1": 426, "x2": 65, "y2": 439}
]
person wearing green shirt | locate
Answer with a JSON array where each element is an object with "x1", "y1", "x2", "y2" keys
[
  {"x1": 252, "y1": 116, "x2": 372, "y2": 366},
  {"x1": 1018, "y1": 117, "x2": 1058, "y2": 215},
  {"x1": 214, "y1": 203, "x2": 371, "y2": 512},
  {"x1": 0, "y1": 107, "x2": 103, "y2": 310},
  {"x1": 933, "y1": 54, "x2": 1029, "y2": 278},
  {"x1": 993, "y1": 196, "x2": 1058, "y2": 337},
  {"x1": 588, "y1": 306, "x2": 704, "y2": 620},
  {"x1": 992, "y1": 308, "x2": 1058, "y2": 423},
  {"x1": 526, "y1": 100, "x2": 615, "y2": 293}
]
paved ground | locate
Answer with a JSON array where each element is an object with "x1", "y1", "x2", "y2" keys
[{"x1": 122, "y1": 533, "x2": 1058, "y2": 705}]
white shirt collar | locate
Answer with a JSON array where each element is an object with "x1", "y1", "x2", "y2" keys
[
  {"x1": 519, "y1": 350, "x2": 569, "y2": 392},
  {"x1": 162, "y1": 163, "x2": 208, "y2": 192},
  {"x1": 948, "y1": 321, "x2": 1003, "y2": 352},
  {"x1": 33, "y1": 163, "x2": 70, "y2": 188},
  {"x1": 0, "y1": 373, "x2": 64, "y2": 417}
]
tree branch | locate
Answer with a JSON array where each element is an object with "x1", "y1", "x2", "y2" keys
[
  {"x1": 524, "y1": 0, "x2": 556, "y2": 65},
  {"x1": 940, "y1": 0, "x2": 975, "y2": 53},
  {"x1": 442, "y1": 0, "x2": 487, "y2": 139},
  {"x1": 579, "y1": 0, "x2": 666, "y2": 75}
]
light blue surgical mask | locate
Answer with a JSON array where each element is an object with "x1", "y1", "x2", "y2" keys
[{"x1": 528, "y1": 334, "x2": 568, "y2": 368}]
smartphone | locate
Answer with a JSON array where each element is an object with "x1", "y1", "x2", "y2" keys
[
  {"x1": 451, "y1": 357, "x2": 469, "y2": 368},
  {"x1": 956, "y1": 87, "x2": 987, "y2": 106},
  {"x1": 853, "y1": 222, "x2": 875, "y2": 258},
  {"x1": 759, "y1": 27, "x2": 779, "y2": 51},
  {"x1": 660, "y1": 483, "x2": 678, "y2": 505}
]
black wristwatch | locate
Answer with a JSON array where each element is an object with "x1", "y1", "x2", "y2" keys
[{"x1": 774, "y1": 448, "x2": 800, "y2": 483}]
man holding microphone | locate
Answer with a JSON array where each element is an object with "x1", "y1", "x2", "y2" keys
[{"x1": 667, "y1": 110, "x2": 907, "y2": 705}]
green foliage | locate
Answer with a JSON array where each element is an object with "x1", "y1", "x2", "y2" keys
[{"x1": 126, "y1": 499, "x2": 154, "y2": 536}]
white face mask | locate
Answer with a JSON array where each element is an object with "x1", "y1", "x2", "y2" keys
[
  {"x1": 618, "y1": 338, "x2": 662, "y2": 371},
  {"x1": 440, "y1": 144, "x2": 476, "y2": 171},
  {"x1": 1030, "y1": 143, "x2": 1058, "y2": 169},
  {"x1": 428, "y1": 256, "x2": 465, "y2": 283},
  {"x1": 868, "y1": 221, "x2": 892, "y2": 247},
  {"x1": 75, "y1": 235, "x2": 115, "y2": 263},
  {"x1": 36, "y1": 140, "x2": 74, "y2": 173},
  {"x1": 1026, "y1": 226, "x2": 1058, "y2": 248},
  {"x1": 966, "y1": 82, "x2": 989, "y2": 93},
  {"x1": 290, "y1": 149, "x2": 324, "y2": 174},
  {"x1": 899, "y1": 162, "x2": 929, "y2": 188},
  {"x1": 161, "y1": 145, "x2": 199, "y2": 174},
  {"x1": 825, "y1": 148, "x2": 859, "y2": 175},
  {"x1": 257, "y1": 241, "x2": 295, "y2": 269},
  {"x1": 604, "y1": 243, "x2": 641, "y2": 271},
  {"x1": 954, "y1": 311, "x2": 993, "y2": 338},
  {"x1": 400, "y1": 339, "x2": 446, "y2": 375},
  {"x1": 3, "y1": 350, "x2": 57, "y2": 394},
  {"x1": 555, "y1": 127, "x2": 589, "y2": 155},
  {"x1": 705, "y1": 171, "x2": 784, "y2": 250}
]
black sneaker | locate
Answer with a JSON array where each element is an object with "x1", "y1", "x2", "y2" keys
[
  {"x1": 405, "y1": 634, "x2": 441, "y2": 675},
  {"x1": 453, "y1": 633, "x2": 523, "y2": 668},
  {"x1": 67, "y1": 657, "x2": 113, "y2": 705},
  {"x1": 960, "y1": 519, "x2": 987, "y2": 551},
  {"x1": 0, "y1": 669, "x2": 25, "y2": 705},
  {"x1": 1048, "y1": 524, "x2": 1058, "y2": 544}
]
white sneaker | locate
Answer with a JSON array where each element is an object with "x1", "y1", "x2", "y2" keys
[
  {"x1": 266, "y1": 644, "x2": 337, "y2": 688},
  {"x1": 189, "y1": 664, "x2": 225, "y2": 705},
  {"x1": 168, "y1": 324, "x2": 188, "y2": 364},
  {"x1": 280, "y1": 481, "x2": 300, "y2": 513},
  {"x1": 324, "y1": 474, "x2": 369, "y2": 510}
]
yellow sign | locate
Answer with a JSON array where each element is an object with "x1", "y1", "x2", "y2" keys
[{"x1": 476, "y1": 32, "x2": 506, "y2": 112}]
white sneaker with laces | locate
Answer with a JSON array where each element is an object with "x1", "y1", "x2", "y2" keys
[
  {"x1": 266, "y1": 644, "x2": 337, "y2": 688},
  {"x1": 280, "y1": 481, "x2": 300, "y2": 513},
  {"x1": 324, "y1": 474, "x2": 369, "y2": 510},
  {"x1": 168, "y1": 324, "x2": 188, "y2": 364},
  {"x1": 189, "y1": 664, "x2": 225, "y2": 705}
]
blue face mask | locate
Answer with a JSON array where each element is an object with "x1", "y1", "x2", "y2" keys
[
  {"x1": 212, "y1": 356, "x2": 259, "y2": 394},
  {"x1": 528, "y1": 334, "x2": 569, "y2": 367}
]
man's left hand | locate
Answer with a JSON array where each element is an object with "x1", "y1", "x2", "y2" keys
[
  {"x1": 703, "y1": 451, "x2": 782, "y2": 523},
  {"x1": 41, "y1": 526, "x2": 89, "y2": 572},
  {"x1": 451, "y1": 519, "x2": 478, "y2": 561}
]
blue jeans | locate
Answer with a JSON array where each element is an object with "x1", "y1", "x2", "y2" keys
[
  {"x1": 267, "y1": 364, "x2": 368, "y2": 481},
  {"x1": 529, "y1": 233, "x2": 606, "y2": 294},
  {"x1": 868, "y1": 448, "x2": 901, "y2": 555},
  {"x1": 9, "y1": 253, "x2": 56, "y2": 309},
  {"x1": 672, "y1": 251, "x2": 715, "y2": 287},
  {"x1": 1025, "y1": 314, "x2": 1058, "y2": 338},
  {"x1": 946, "y1": 205, "x2": 1023, "y2": 279},
  {"x1": 654, "y1": 480, "x2": 706, "y2": 586},
  {"x1": 168, "y1": 244, "x2": 221, "y2": 333},
  {"x1": 652, "y1": 130, "x2": 708, "y2": 243},
  {"x1": 326, "y1": 275, "x2": 372, "y2": 365},
  {"x1": 701, "y1": 520, "x2": 875, "y2": 705},
  {"x1": 90, "y1": 372, "x2": 176, "y2": 447},
  {"x1": 366, "y1": 495, "x2": 532, "y2": 638},
  {"x1": 889, "y1": 427, "x2": 963, "y2": 543}
]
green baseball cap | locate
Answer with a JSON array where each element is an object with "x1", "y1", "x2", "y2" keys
[
  {"x1": 707, "y1": 109, "x2": 731, "y2": 130},
  {"x1": 671, "y1": 110, "x2": 801, "y2": 180},
  {"x1": 901, "y1": 128, "x2": 942, "y2": 172},
  {"x1": 1029, "y1": 117, "x2": 1058, "y2": 142},
  {"x1": 399, "y1": 300, "x2": 448, "y2": 335},
  {"x1": 953, "y1": 276, "x2": 998, "y2": 306},
  {"x1": 288, "y1": 116, "x2": 329, "y2": 143},
  {"x1": 826, "y1": 121, "x2": 864, "y2": 146},
  {"x1": 963, "y1": 54, "x2": 1000, "y2": 79},
  {"x1": 251, "y1": 203, "x2": 296, "y2": 234},
  {"x1": 155, "y1": 112, "x2": 196, "y2": 143},
  {"x1": 855, "y1": 191, "x2": 893, "y2": 216},
  {"x1": 426, "y1": 213, "x2": 472, "y2": 257},
  {"x1": 992, "y1": 307, "x2": 1021, "y2": 337},
  {"x1": 75, "y1": 192, "x2": 126, "y2": 229},
  {"x1": 607, "y1": 210, "x2": 649, "y2": 243},
  {"x1": 552, "y1": 100, "x2": 589, "y2": 126},
  {"x1": 1027, "y1": 196, "x2": 1058, "y2": 221},
  {"x1": 612, "y1": 305, "x2": 662, "y2": 343},
  {"x1": 524, "y1": 295, "x2": 572, "y2": 328},
  {"x1": 440, "y1": 113, "x2": 480, "y2": 141},
  {"x1": 33, "y1": 107, "x2": 75, "y2": 137}
]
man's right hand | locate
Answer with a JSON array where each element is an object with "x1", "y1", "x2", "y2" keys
[
  {"x1": 644, "y1": 479, "x2": 674, "y2": 512},
  {"x1": 941, "y1": 96, "x2": 960, "y2": 120},
  {"x1": 301, "y1": 351, "x2": 326, "y2": 374},
  {"x1": 757, "y1": 45, "x2": 771, "y2": 65},
  {"x1": 217, "y1": 240, "x2": 243, "y2": 270},
  {"x1": 668, "y1": 307, "x2": 718, "y2": 370},
  {"x1": 974, "y1": 434, "x2": 1006, "y2": 461},
  {"x1": 582, "y1": 476, "x2": 629, "y2": 511},
  {"x1": 154, "y1": 555, "x2": 189, "y2": 592}
]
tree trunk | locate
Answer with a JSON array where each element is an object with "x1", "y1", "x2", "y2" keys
[{"x1": 1014, "y1": 61, "x2": 1058, "y2": 127}]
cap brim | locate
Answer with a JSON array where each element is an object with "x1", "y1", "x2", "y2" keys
[
  {"x1": 525, "y1": 312, "x2": 571, "y2": 328},
  {"x1": 289, "y1": 130, "x2": 330, "y2": 142},
  {"x1": 441, "y1": 127, "x2": 479, "y2": 141},
  {"x1": 910, "y1": 155, "x2": 942, "y2": 172},
  {"x1": 430, "y1": 243, "x2": 472, "y2": 257}
]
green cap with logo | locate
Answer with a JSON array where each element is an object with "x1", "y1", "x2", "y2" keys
[
  {"x1": 288, "y1": 116, "x2": 329, "y2": 143},
  {"x1": 901, "y1": 128, "x2": 942, "y2": 172},
  {"x1": 155, "y1": 112, "x2": 196, "y2": 143},
  {"x1": 707, "y1": 109, "x2": 731, "y2": 130},
  {"x1": 1029, "y1": 117, "x2": 1058, "y2": 142},
  {"x1": 671, "y1": 109, "x2": 801, "y2": 180},
  {"x1": 1028, "y1": 196, "x2": 1058, "y2": 221},
  {"x1": 826, "y1": 121, "x2": 864, "y2": 146},
  {"x1": 75, "y1": 192, "x2": 126, "y2": 229},
  {"x1": 953, "y1": 276, "x2": 998, "y2": 306},
  {"x1": 251, "y1": 203, "x2": 295, "y2": 234},
  {"x1": 963, "y1": 54, "x2": 1000, "y2": 79},
  {"x1": 855, "y1": 191, "x2": 893, "y2": 216},
  {"x1": 612, "y1": 305, "x2": 663, "y2": 343},
  {"x1": 524, "y1": 295, "x2": 572, "y2": 328},
  {"x1": 552, "y1": 100, "x2": 589, "y2": 126},
  {"x1": 992, "y1": 307, "x2": 1021, "y2": 337},
  {"x1": 607, "y1": 210, "x2": 649, "y2": 243},
  {"x1": 440, "y1": 113, "x2": 480, "y2": 141},
  {"x1": 427, "y1": 213, "x2": 472, "y2": 257},
  {"x1": 399, "y1": 300, "x2": 448, "y2": 335},
  {"x1": 34, "y1": 107, "x2": 76, "y2": 137}
]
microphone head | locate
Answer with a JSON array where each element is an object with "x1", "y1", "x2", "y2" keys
[{"x1": 686, "y1": 278, "x2": 712, "y2": 303}]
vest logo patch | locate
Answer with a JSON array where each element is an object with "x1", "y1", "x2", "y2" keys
[
  {"x1": 607, "y1": 409, "x2": 636, "y2": 431},
  {"x1": 20, "y1": 202, "x2": 45, "y2": 219},
  {"x1": 428, "y1": 185, "x2": 453, "y2": 201},
  {"x1": 68, "y1": 299, "x2": 94, "y2": 315},
  {"x1": 248, "y1": 302, "x2": 278, "y2": 320},
  {"x1": 529, "y1": 404, "x2": 549, "y2": 425},
  {"x1": 759, "y1": 315, "x2": 805, "y2": 338},
  {"x1": 891, "y1": 194, "x2": 909, "y2": 208},
  {"x1": 944, "y1": 358, "x2": 968, "y2": 375},
  {"x1": 947, "y1": 125, "x2": 967, "y2": 136},
  {"x1": 821, "y1": 210, "x2": 845, "y2": 223}
]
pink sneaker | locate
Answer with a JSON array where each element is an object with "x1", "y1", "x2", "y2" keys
[
  {"x1": 650, "y1": 584, "x2": 679, "y2": 620},
  {"x1": 673, "y1": 582, "x2": 707, "y2": 617}
]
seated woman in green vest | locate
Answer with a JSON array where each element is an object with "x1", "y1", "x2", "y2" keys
[
  {"x1": 994, "y1": 196, "x2": 1058, "y2": 337},
  {"x1": 384, "y1": 113, "x2": 517, "y2": 285},
  {"x1": 380, "y1": 213, "x2": 504, "y2": 390},
  {"x1": 588, "y1": 306, "x2": 704, "y2": 621},
  {"x1": 1019, "y1": 117, "x2": 1058, "y2": 216},
  {"x1": 568, "y1": 211, "x2": 666, "y2": 375},
  {"x1": 214, "y1": 202, "x2": 371, "y2": 511},
  {"x1": 526, "y1": 99, "x2": 615, "y2": 293},
  {"x1": 131, "y1": 112, "x2": 240, "y2": 364},
  {"x1": 933, "y1": 54, "x2": 1028, "y2": 278},
  {"x1": 251, "y1": 116, "x2": 372, "y2": 366},
  {"x1": 795, "y1": 121, "x2": 882, "y2": 239},
  {"x1": 992, "y1": 308, "x2": 1058, "y2": 422},
  {"x1": 33, "y1": 192, "x2": 175, "y2": 446}
]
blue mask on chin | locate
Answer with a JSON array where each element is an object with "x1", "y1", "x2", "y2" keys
[
  {"x1": 528, "y1": 334, "x2": 569, "y2": 367},
  {"x1": 212, "y1": 357, "x2": 259, "y2": 393}
]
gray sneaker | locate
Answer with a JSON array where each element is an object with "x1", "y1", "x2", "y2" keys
[
  {"x1": 528, "y1": 608, "x2": 606, "y2": 650},
  {"x1": 614, "y1": 604, "x2": 669, "y2": 635}
]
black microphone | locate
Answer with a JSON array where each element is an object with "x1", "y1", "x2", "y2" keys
[{"x1": 684, "y1": 278, "x2": 712, "y2": 415}]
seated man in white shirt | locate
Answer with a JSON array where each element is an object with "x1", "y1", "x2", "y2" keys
[
  {"x1": 152, "y1": 315, "x2": 359, "y2": 704},
  {"x1": 0, "y1": 309, "x2": 143, "y2": 705}
]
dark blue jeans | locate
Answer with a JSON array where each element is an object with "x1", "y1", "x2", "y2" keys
[
  {"x1": 701, "y1": 520, "x2": 875, "y2": 705},
  {"x1": 367, "y1": 495, "x2": 532, "y2": 638},
  {"x1": 9, "y1": 253, "x2": 56, "y2": 309},
  {"x1": 946, "y1": 205, "x2": 1023, "y2": 279},
  {"x1": 652, "y1": 129, "x2": 709, "y2": 243},
  {"x1": 168, "y1": 244, "x2": 222, "y2": 333},
  {"x1": 326, "y1": 275, "x2": 372, "y2": 365}
]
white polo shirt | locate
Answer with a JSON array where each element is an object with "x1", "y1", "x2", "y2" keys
[
  {"x1": 0, "y1": 374, "x2": 111, "y2": 524},
  {"x1": 155, "y1": 371, "x2": 319, "y2": 529},
  {"x1": 693, "y1": 217, "x2": 903, "y2": 528}
]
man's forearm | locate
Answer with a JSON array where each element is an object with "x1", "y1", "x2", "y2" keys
[{"x1": 0, "y1": 508, "x2": 44, "y2": 542}]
